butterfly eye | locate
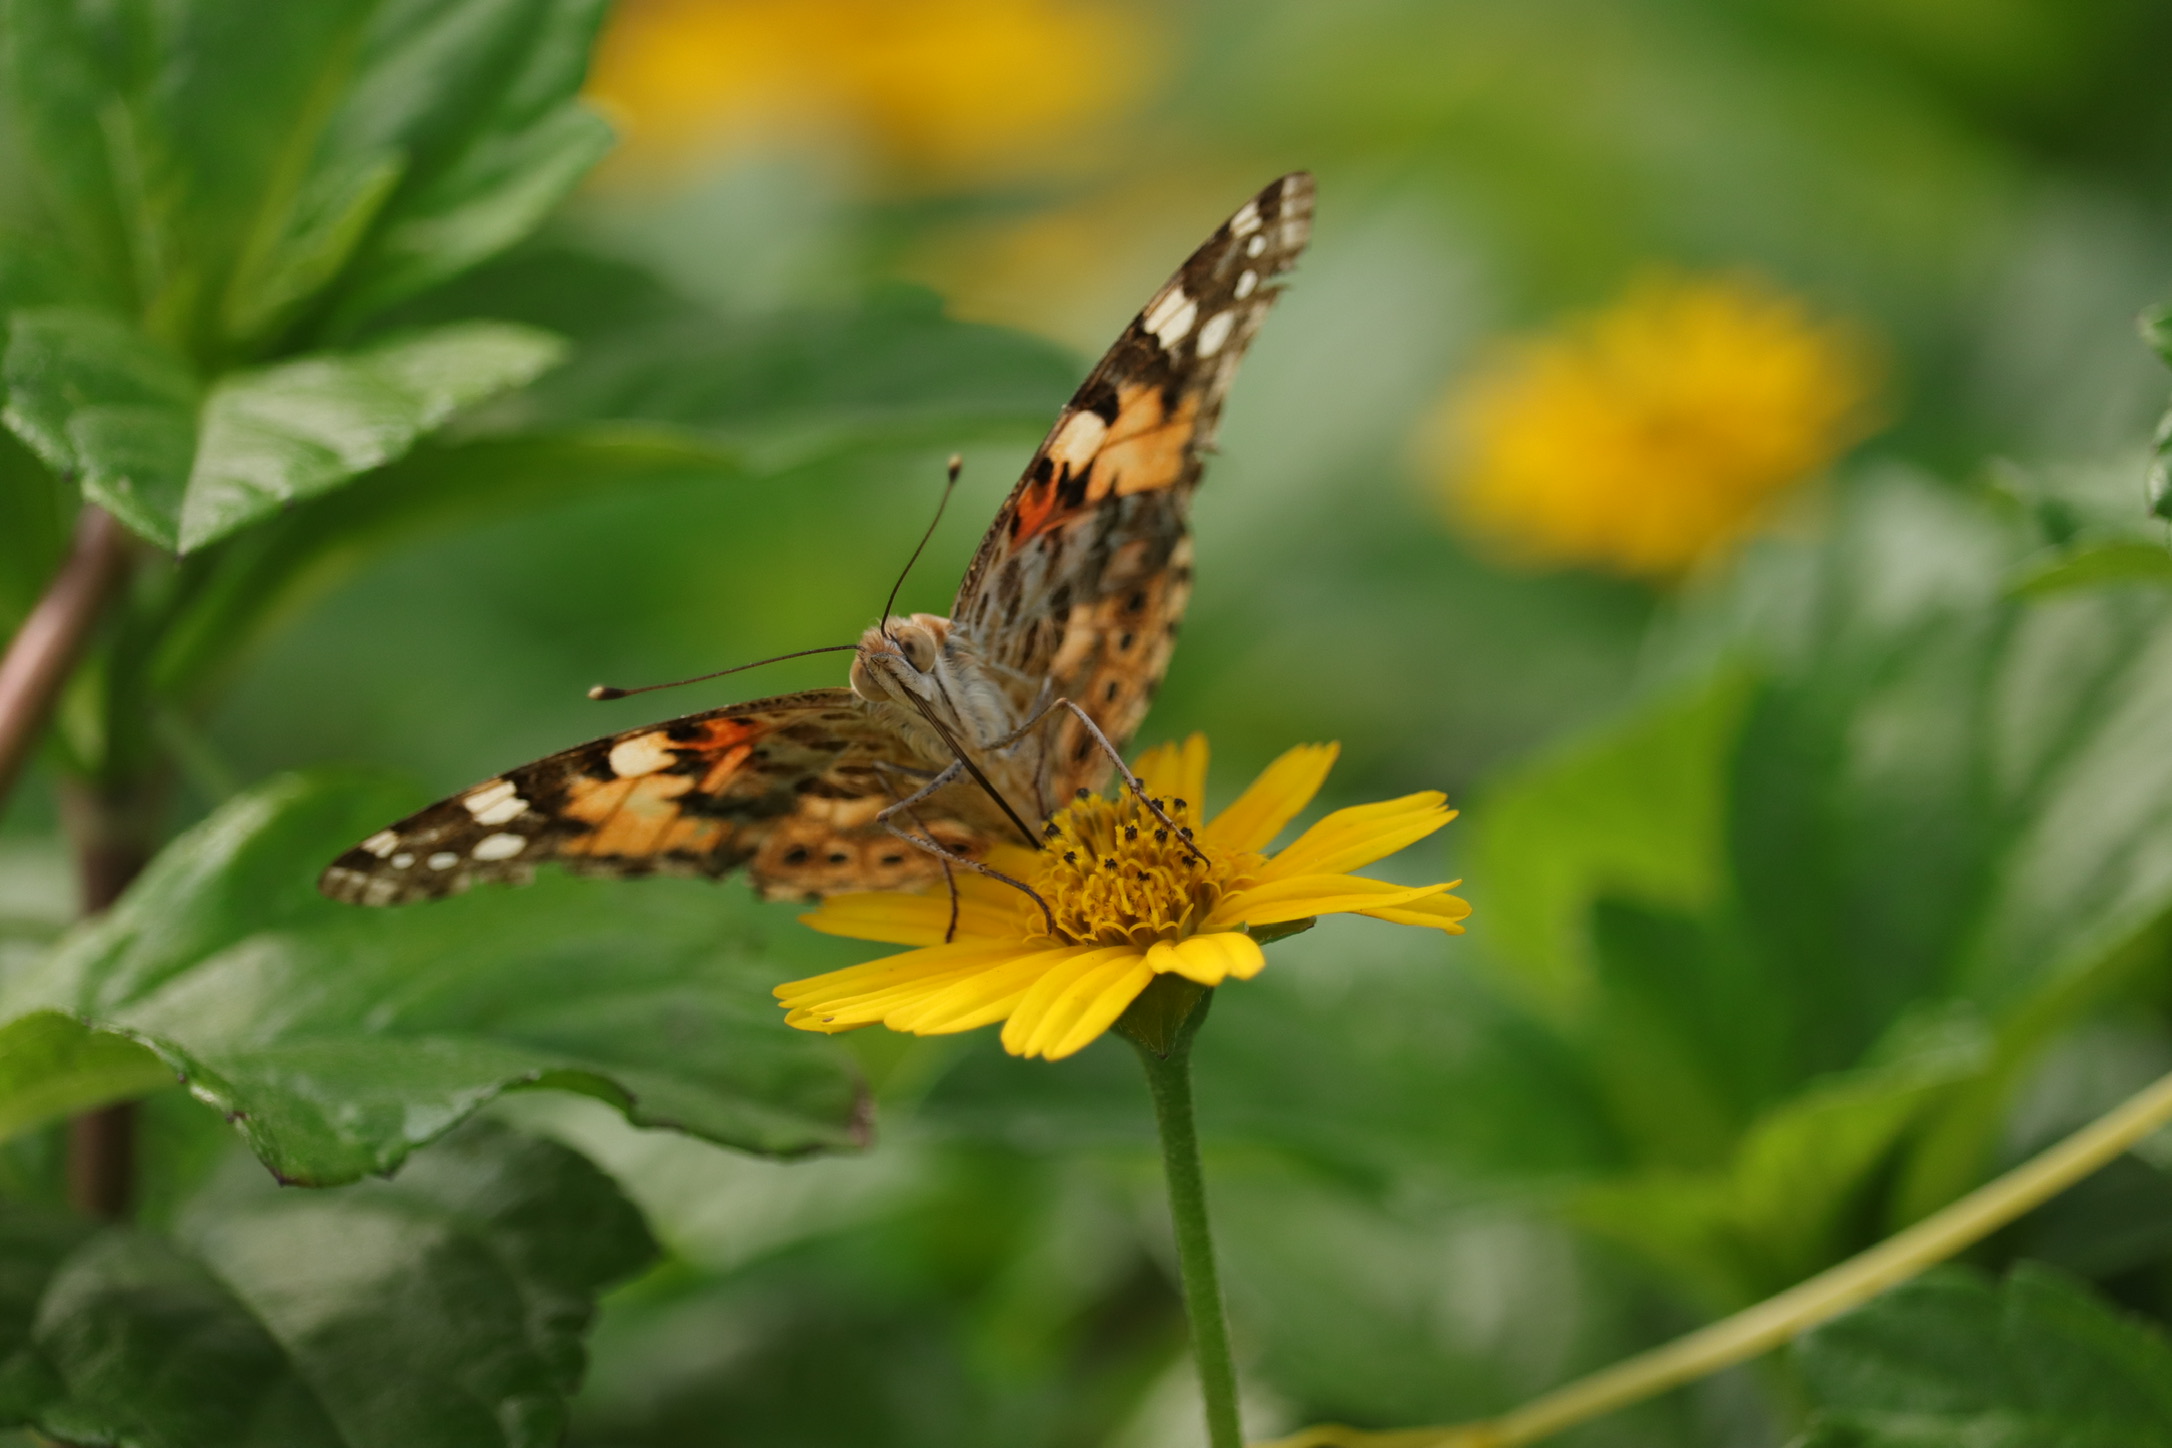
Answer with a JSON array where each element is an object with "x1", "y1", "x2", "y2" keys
[{"x1": 896, "y1": 625, "x2": 939, "y2": 674}]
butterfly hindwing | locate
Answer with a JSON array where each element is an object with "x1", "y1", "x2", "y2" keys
[
  {"x1": 319, "y1": 690, "x2": 994, "y2": 905},
  {"x1": 952, "y1": 172, "x2": 1313, "y2": 795}
]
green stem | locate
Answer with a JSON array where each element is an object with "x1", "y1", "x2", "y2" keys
[{"x1": 1125, "y1": 979, "x2": 1244, "y2": 1448}]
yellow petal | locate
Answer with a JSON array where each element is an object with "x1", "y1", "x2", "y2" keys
[
  {"x1": 781, "y1": 1010, "x2": 868, "y2": 1035},
  {"x1": 799, "y1": 889, "x2": 1015, "y2": 946},
  {"x1": 1358, "y1": 890, "x2": 1472, "y2": 933},
  {"x1": 1264, "y1": 794, "x2": 1456, "y2": 880},
  {"x1": 1042, "y1": 957, "x2": 1157, "y2": 1059},
  {"x1": 1203, "y1": 742, "x2": 1338, "y2": 853},
  {"x1": 774, "y1": 940, "x2": 1023, "y2": 1007},
  {"x1": 1144, "y1": 931, "x2": 1265, "y2": 985},
  {"x1": 798, "y1": 961, "x2": 1002, "y2": 1020},
  {"x1": 1133, "y1": 732, "x2": 1208, "y2": 811},
  {"x1": 783, "y1": 958, "x2": 1010, "y2": 1028},
  {"x1": 884, "y1": 946, "x2": 1087, "y2": 1034},
  {"x1": 980, "y1": 842, "x2": 1041, "y2": 879},
  {"x1": 1000, "y1": 945, "x2": 1141, "y2": 1057},
  {"x1": 1209, "y1": 875, "x2": 1459, "y2": 928},
  {"x1": 781, "y1": 947, "x2": 1004, "y2": 1026}
]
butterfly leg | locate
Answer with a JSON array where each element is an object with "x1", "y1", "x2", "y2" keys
[
  {"x1": 873, "y1": 763, "x2": 1059, "y2": 937},
  {"x1": 872, "y1": 763, "x2": 964, "y2": 943},
  {"x1": 939, "y1": 856, "x2": 960, "y2": 944},
  {"x1": 993, "y1": 698, "x2": 1204, "y2": 862}
]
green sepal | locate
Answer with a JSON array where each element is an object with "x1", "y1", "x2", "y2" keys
[{"x1": 1114, "y1": 974, "x2": 1214, "y2": 1061}]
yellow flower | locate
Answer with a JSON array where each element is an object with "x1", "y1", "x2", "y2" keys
[
  {"x1": 1435, "y1": 272, "x2": 1880, "y2": 580},
  {"x1": 776, "y1": 736, "x2": 1469, "y2": 1060},
  {"x1": 586, "y1": 0, "x2": 1154, "y2": 184}
]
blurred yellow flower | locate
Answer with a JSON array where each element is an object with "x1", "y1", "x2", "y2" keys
[
  {"x1": 776, "y1": 735, "x2": 1468, "y2": 1061},
  {"x1": 586, "y1": 0, "x2": 1154, "y2": 184},
  {"x1": 1436, "y1": 273, "x2": 1880, "y2": 580}
]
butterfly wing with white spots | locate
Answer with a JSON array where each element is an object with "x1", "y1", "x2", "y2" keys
[
  {"x1": 949, "y1": 172, "x2": 1313, "y2": 802},
  {"x1": 321, "y1": 175, "x2": 1312, "y2": 906},
  {"x1": 319, "y1": 691, "x2": 997, "y2": 905}
]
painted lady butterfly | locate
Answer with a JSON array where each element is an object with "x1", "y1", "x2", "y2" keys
[{"x1": 321, "y1": 173, "x2": 1314, "y2": 907}]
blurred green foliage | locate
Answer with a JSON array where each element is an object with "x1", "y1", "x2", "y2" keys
[
  {"x1": 1795, "y1": 1264, "x2": 2172, "y2": 1446},
  {"x1": 0, "y1": 772, "x2": 870, "y2": 1184},
  {"x1": 1, "y1": 1120, "x2": 657, "y2": 1447},
  {"x1": 5, "y1": 0, "x2": 2172, "y2": 1445}
]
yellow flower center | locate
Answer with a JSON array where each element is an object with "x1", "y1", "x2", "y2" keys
[{"x1": 1028, "y1": 791, "x2": 1258, "y2": 947}]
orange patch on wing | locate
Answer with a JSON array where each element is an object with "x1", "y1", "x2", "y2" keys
[
  {"x1": 699, "y1": 741, "x2": 755, "y2": 792},
  {"x1": 561, "y1": 772, "x2": 723, "y2": 857},
  {"x1": 1100, "y1": 383, "x2": 1198, "y2": 498},
  {"x1": 562, "y1": 774, "x2": 639, "y2": 829},
  {"x1": 1008, "y1": 384, "x2": 1201, "y2": 547},
  {"x1": 657, "y1": 814, "x2": 728, "y2": 855},
  {"x1": 1010, "y1": 472, "x2": 1066, "y2": 544},
  {"x1": 678, "y1": 717, "x2": 763, "y2": 750}
]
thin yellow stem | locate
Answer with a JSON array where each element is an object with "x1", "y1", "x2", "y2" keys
[{"x1": 1258, "y1": 1066, "x2": 2172, "y2": 1448}]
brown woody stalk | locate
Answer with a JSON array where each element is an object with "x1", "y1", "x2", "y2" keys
[
  {"x1": 0, "y1": 504, "x2": 138, "y2": 1218},
  {"x1": 0, "y1": 506, "x2": 128, "y2": 807}
]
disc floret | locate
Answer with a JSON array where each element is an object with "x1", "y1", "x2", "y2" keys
[{"x1": 1032, "y1": 792, "x2": 1261, "y2": 948}]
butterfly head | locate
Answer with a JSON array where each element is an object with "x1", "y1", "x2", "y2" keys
[{"x1": 850, "y1": 613, "x2": 953, "y2": 707}]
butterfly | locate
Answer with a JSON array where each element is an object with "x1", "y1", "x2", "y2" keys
[{"x1": 321, "y1": 172, "x2": 1314, "y2": 909}]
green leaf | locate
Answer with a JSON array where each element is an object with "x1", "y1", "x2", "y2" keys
[
  {"x1": 1616, "y1": 479, "x2": 2172, "y2": 1233},
  {"x1": 1444, "y1": 478, "x2": 2172, "y2": 1303},
  {"x1": 153, "y1": 426, "x2": 743, "y2": 696},
  {"x1": 1796, "y1": 1263, "x2": 2172, "y2": 1447},
  {"x1": 1942, "y1": 600, "x2": 2172, "y2": 1006},
  {"x1": 2140, "y1": 302, "x2": 2172, "y2": 370},
  {"x1": 149, "y1": 263, "x2": 1076, "y2": 695},
  {"x1": 1695, "y1": 480, "x2": 2172, "y2": 1075},
  {"x1": 1571, "y1": 1019, "x2": 1983, "y2": 1307},
  {"x1": 2019, "y1": 1152, "x2": 2172, "y2": 1280},
  {"x1": 222, "y1": 151, "x2": 408, "y2": 348},
  {"x1": 480, "y1": 280, "x2": 1083, "y2": 469},
  {"x1": 0, "y1": 0, "x2": 608, "y2": 358},
  {"x1": 1580, "y1": 898, "x2": 1784, "y2": 1169},
  {"x1": 0, "y1": 427, "x2": 69, "y2": 632},
  {"x1": 0, "y1": 1120, "x2": 657, "y2": 1448},
  {"x1": 0, "y1": 772, "x2": 868, "y2": 1186},
  {"x1": 2010, "y1": 539, "x2": 2172, "y2": 598},
  {"x1": 1, "y1": 307, "x2": 199, "y2": 548},
  {"x1": 2, "y1": 1, "x2": 388, "y2": 353},
  {"x1": 176, "y1": 321, "x2": 565, "y2": 551},
  {"x1": 1467, "y1": 670, "x2": 1753, "y2": 1014},
  {"x1": 0, "y1": 1012, "x2": 171, "y2": 1144},
  {"x1": 1, "y1": 311, "x2": 563, "y2": 551},
  {"x1": 314, "y1": 0, "x2": 613, "y2": 334}
]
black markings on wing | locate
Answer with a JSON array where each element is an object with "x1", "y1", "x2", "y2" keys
[
  {"x1": 320, "y1": 176, "x2": 1313, "y2": 911},
  {"x1": 951, "y1": 173, "x2": 1312, "y2": 780},
  {"x1": 318, "y1": 689, "x2": 991, "y2": 907}
]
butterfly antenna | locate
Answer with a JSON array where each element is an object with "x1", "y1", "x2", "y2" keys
[
  {"x1": 880, "y1": 454, "x2": 963, "y2": 638},
  {"x1": 587, "y1": 644, "x2": 859, "y2": 701}
]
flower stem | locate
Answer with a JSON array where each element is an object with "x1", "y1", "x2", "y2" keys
[{"x1": 1123, "y1": 977, "x2": 1244, "y2": 1448}]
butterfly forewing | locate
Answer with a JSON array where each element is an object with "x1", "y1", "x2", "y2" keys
[
  {"x1": 952, "y1": 172, "x2": 1313, "y2": 797},
  {"x1": 319, "y1": 691, "x2": 994, "y2": 905}
]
